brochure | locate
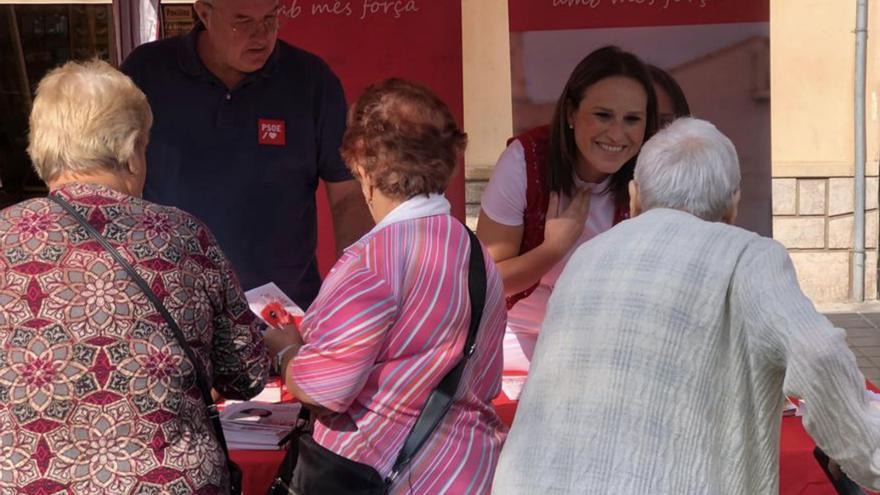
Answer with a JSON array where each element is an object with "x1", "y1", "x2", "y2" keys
[{"x1": 245, "y1": 282, "x2": 304, "y2": 329}]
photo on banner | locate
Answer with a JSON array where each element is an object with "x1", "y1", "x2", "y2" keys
[
  {"x1": 277, "y1": 0, "x2": 463, "y2": 273},
  {"x1": 507, "y1": 0, "x2": 771, "y2": 236}
]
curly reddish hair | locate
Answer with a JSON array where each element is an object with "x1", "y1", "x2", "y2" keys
[{"x1": 341, "y1": 78, "x2": 467, "y2": 200}]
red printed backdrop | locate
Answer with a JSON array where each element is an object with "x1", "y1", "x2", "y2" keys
[
  {"x1": 508, "y1": 0, "x2": 769, "y2": 32},
  {"x1": 275, "y1": 0, "x2": 463, "y2": 274}
]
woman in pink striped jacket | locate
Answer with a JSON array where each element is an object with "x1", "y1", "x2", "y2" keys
[{"x1": 265, "y1": 79, "x2": 508, "y2": 494}]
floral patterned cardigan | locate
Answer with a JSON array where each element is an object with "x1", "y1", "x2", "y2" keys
[{"x1": 0, "y1": 183, "x2": 268, "y2": 494}]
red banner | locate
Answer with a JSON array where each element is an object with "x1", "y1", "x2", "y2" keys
[
  {"x1": 509, "y1": 0, "x2": 769, "y2": 31},
  {"x1": 276, "y1": 0, "x2": 463, "y2": 273}
]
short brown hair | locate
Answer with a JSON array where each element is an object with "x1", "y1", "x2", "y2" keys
[{"x1": 341, "y1": 78, "x2": 467, "y2": 200}]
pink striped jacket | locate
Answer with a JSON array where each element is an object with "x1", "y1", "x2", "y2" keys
[{"x1": 290, "y1": 199, "x2": 508, "y2": 494}]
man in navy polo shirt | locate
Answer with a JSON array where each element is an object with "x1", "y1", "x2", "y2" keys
[{"x1": 121, "y1": 0, "x2": 372, "y2": 310}]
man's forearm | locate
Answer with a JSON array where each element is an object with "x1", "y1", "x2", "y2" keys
[{"x1": 330, "y1": 189, "x2": 373, "y2": 256}]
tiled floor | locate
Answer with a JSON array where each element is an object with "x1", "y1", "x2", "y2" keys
[{"x1": 826, "y1": 312, "x2": 880, "y2": 383}]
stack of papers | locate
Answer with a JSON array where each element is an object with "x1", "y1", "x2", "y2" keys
[{"x1": 221, "y1": 401, "x2": 302, "y2": 450}]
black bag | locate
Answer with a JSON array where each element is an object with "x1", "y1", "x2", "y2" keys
[
  {"x1": 49, "y1": 194, "x2": 243, "y2": 495},
  {"x1": 814, "y1": 447, "x2": 867, "y2": 495},
  {"x1": 268, "y1": 226, "x2": 487, "y2": 495}
]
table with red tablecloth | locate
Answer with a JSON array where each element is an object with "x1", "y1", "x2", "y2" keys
[{"x1": 230, "y1": 381, "x2": 878, "y2": 495}]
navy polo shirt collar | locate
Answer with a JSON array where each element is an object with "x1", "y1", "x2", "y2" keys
[{"x1": 177, "y1": 21, "x2": 281, "y2": 85}]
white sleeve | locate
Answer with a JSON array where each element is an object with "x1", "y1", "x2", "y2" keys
[
  {"x1": 735, "y1": 238, "x2": 880, "y2": 489},
  {"x1": 480, "y1": 140, "x2": 528, "y2": 227}
]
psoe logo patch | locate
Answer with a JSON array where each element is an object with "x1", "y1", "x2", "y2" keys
[{"x1": 258, "y1": 119, "x2": 286, "y2": 146}]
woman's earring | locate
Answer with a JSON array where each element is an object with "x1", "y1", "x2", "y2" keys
[{"x1": 569, "y1": 123, "x2": 574, "y2": 129}]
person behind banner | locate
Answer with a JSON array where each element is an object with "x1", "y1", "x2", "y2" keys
[
  {"x1": 648, "y1": 64, "x2": 691, "y2": 127},
  {"x1": 120, "y1": 0, "x2": 373, "y2": 312},
  {"x1": 0, "y1": 59, "x2": 268, "y2": 493},
  {"x1": 477, "y1": 46, "x2": 658, "y2": 373},
  {"x1": 264, "y1": 79, "x2": 508, "y2": 494},
  {"x1": 492, "y1": 118, "x2": 880, "y2": 495}
]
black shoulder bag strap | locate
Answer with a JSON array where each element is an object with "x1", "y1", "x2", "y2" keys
[
  {"x1": 385, "y1": 226, "x2": 487, "y2": 486},
  {"x1": 48, "y1": 194, "x2": 235, "y2": 462}
]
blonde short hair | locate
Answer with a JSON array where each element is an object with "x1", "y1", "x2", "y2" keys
[{"x1": 27, "y1": 59, "x2": 152, "y2": 182}]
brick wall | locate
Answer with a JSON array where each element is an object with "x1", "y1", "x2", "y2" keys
[{"x1": 772, "y1": 177, "x2": 879, "y2": 301}]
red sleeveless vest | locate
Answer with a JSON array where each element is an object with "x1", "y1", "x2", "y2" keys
[{"x1": 506, "y1": 125, "x2": 629, "y2": 309}]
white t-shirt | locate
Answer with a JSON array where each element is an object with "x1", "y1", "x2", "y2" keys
[{"x1": 480, "y1": 140, "x2": 617, "y2": 340}]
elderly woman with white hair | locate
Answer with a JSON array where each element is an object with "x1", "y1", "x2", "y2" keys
[
  {"x1": 492, "y1": 117, "x2": 880, "y2": 494},
  {"x1": 0, "y1": 59, "x2": 268, "y2": 493}
]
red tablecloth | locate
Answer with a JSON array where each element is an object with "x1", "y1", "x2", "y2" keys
[
  {"x1": 231, "y1": 384, "x2": 878, "y2": 495},
  {"x1": 230, "y1": 449, "x2": 285, "y2": 494}
]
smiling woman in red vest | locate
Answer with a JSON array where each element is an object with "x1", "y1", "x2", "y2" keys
[{"x1": 477, "y1": 46, "x2": 658, "y2": 373}]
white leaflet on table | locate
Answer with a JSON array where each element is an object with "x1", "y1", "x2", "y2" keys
[
  {"x1": 501, "y1": 375, "x2": 527, "y2": 401},
  {"x1": 245, "y1": 282, "x2": 304, "y2": 328}
]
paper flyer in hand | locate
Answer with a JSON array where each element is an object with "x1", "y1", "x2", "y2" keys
[{"x1": 245, "y1": 282, "x2": 304, "y2": 329}]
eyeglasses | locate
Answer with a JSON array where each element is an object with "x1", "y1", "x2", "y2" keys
[{"x1": 230, "y1": 14, "x2": 282, "y2": 36}]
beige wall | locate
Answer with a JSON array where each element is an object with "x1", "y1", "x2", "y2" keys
[
  {"x1": 771, "y1": 0, "x2": 880, "y2": 178},
  {"x1": 770, "y1": 0, "x2": 880, "y2": 302},
  {"x1": 462, "y1": 0, "x2": 512, "y2": 181}
]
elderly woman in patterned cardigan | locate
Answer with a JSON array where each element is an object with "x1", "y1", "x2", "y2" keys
[{"x1": 0, "y1": 59, "x2": 268, "y2": 493}]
